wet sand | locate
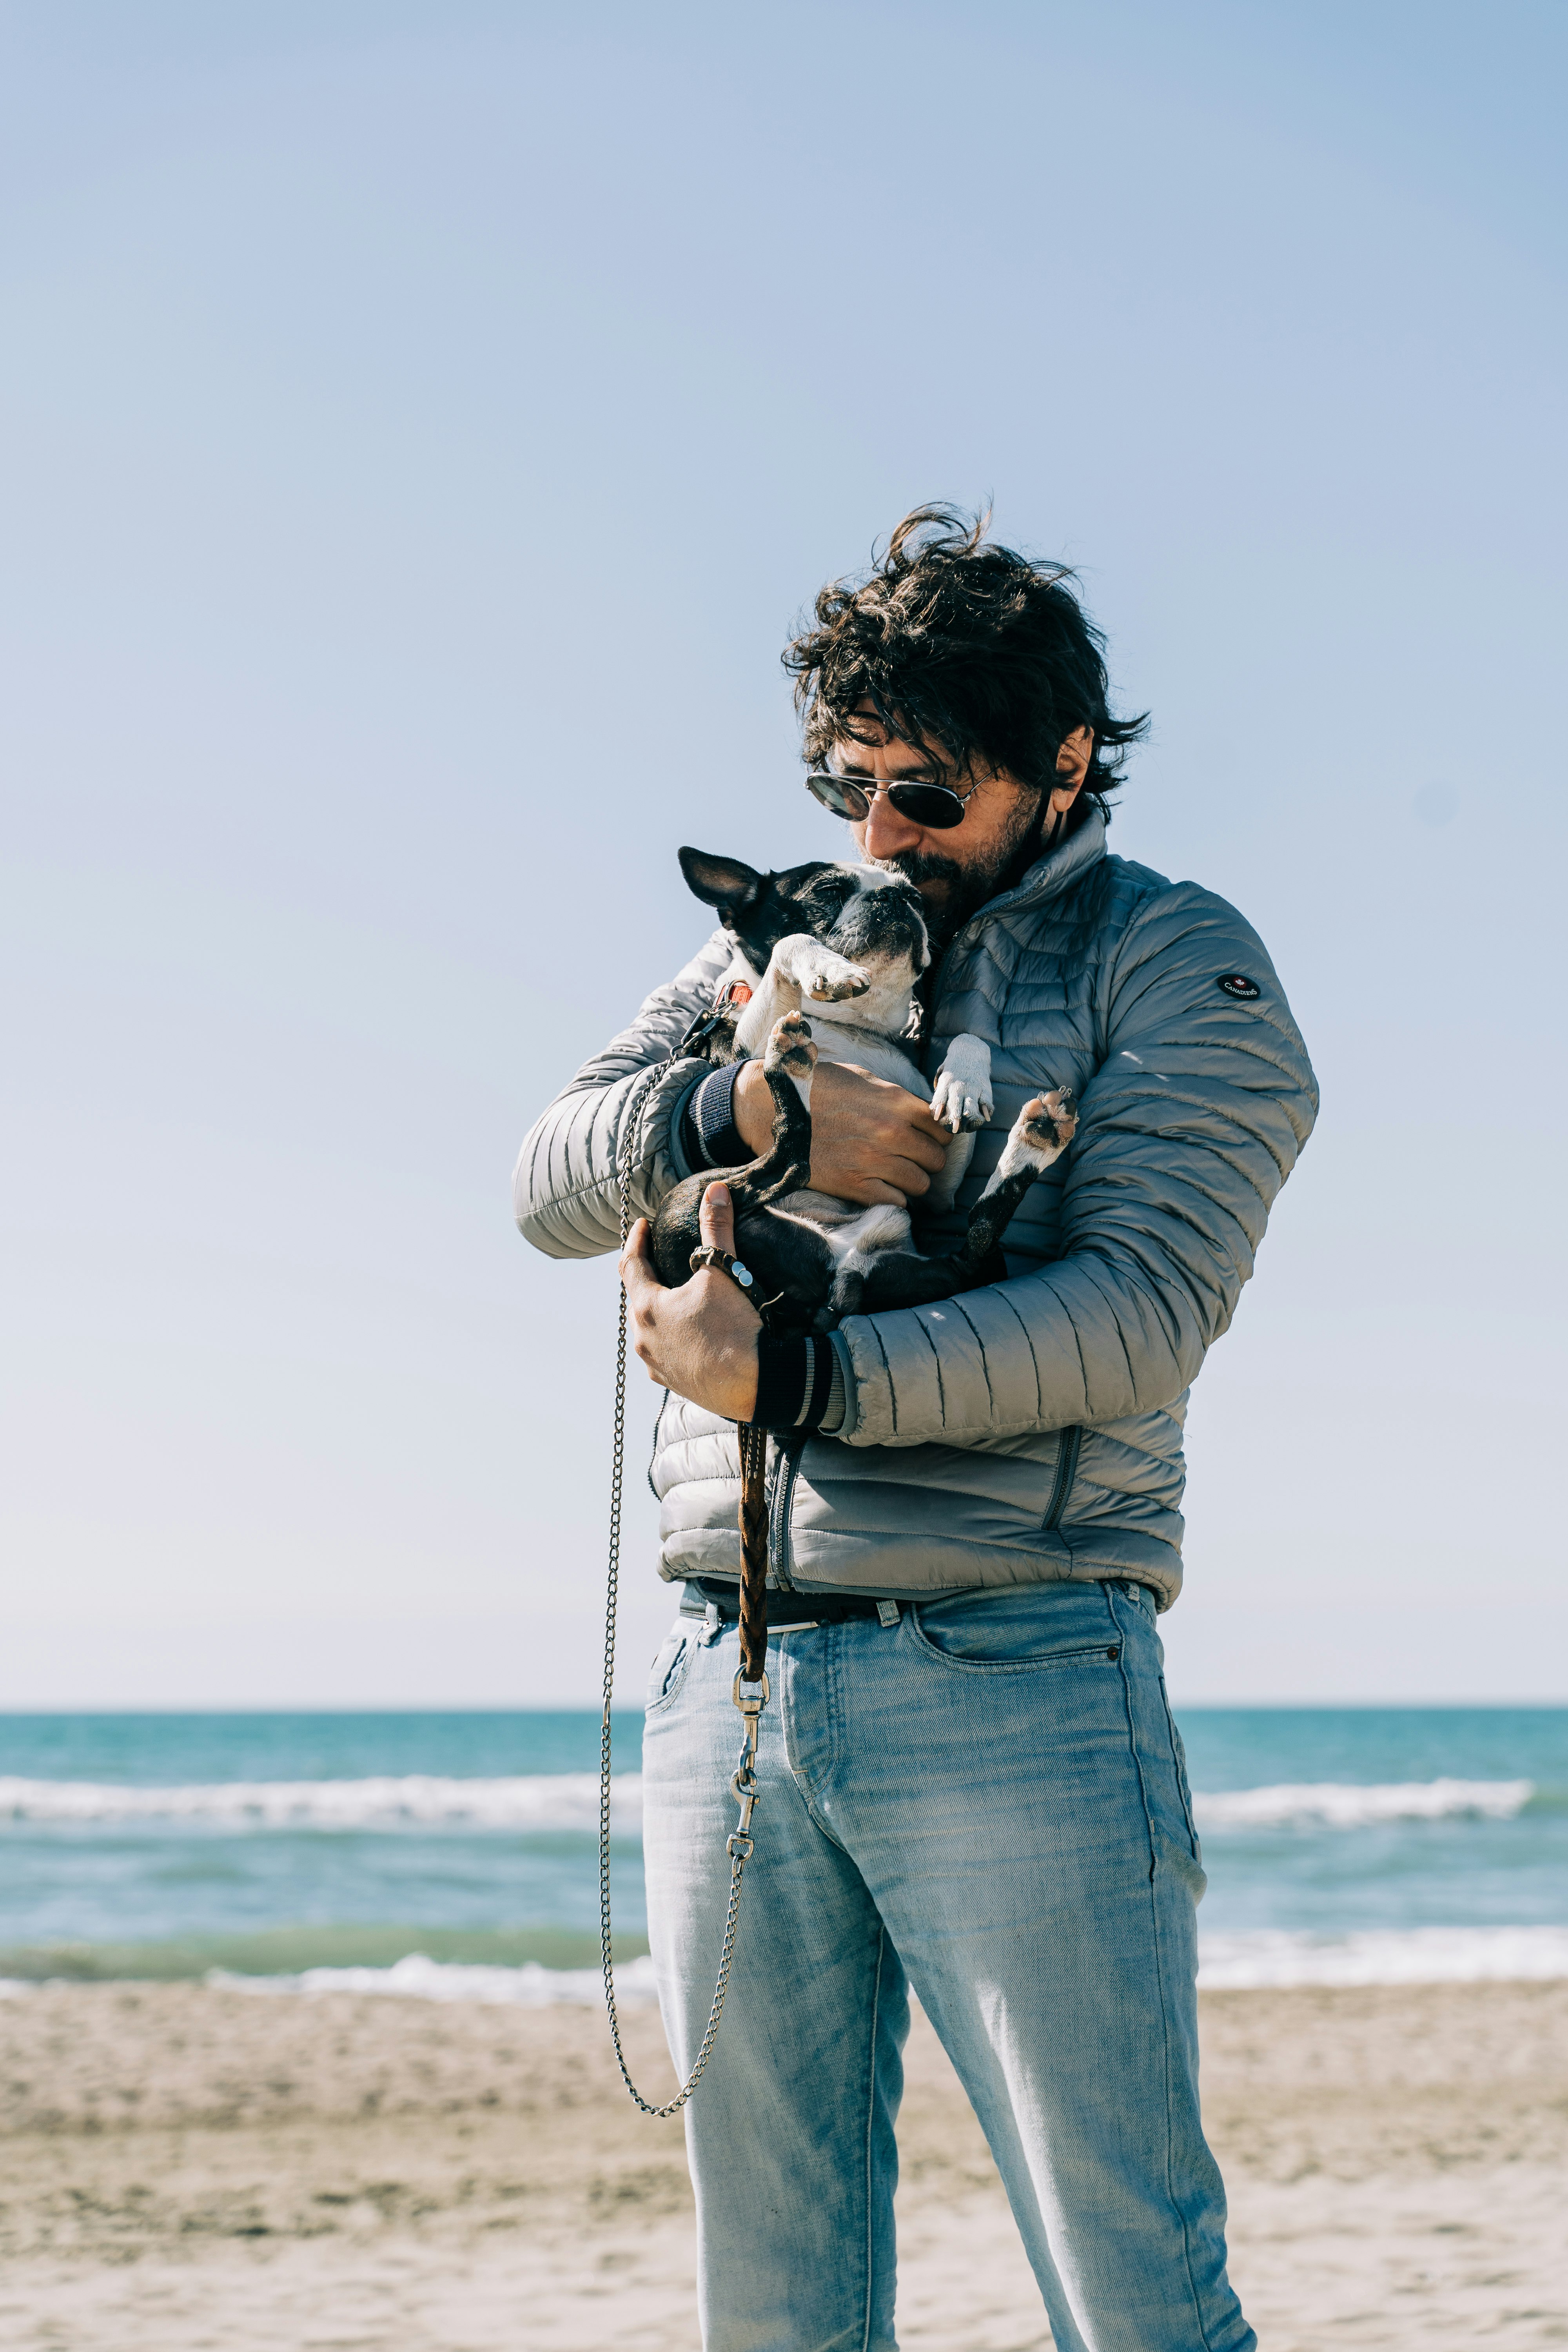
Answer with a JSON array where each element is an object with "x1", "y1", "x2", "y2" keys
[{"x1": 0, "y1": 1978, "x2": 1563, "y2": 2348}]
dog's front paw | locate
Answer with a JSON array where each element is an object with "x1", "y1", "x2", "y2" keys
[
  {"x1": 764, "y1": 1009, "x2": 818, "y2": 1078},
  {"x1": 801, "y1": 949, "x2": 870, "y2": 1002},
  {"x1": 931, "y1": 1067, "x2": 994, "y2": 1136}
]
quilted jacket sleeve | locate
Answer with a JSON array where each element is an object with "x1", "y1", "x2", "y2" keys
[
  {"x1": 834, "y1": 886, "x2": 1319, "y2": 1447},
  {"x1": 513, "y1": 929, "x2": 736, "y2": 1259}
]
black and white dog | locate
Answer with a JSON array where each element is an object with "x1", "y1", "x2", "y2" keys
[{"x1": 650, "y1": 849, "x2": 1076, "y2": 1332}]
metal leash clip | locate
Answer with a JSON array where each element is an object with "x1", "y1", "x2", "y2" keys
[
  {"x1": 733, "y1": 1668, "x2": 770, "y2": 1738},
  {"x1": 728, "y1": 1669, "x2": 769, "y2": 1857}
]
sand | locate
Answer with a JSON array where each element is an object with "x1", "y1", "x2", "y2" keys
[{"x1": 0, "y1": 1978, "x2": 1563, "y2": 2349}]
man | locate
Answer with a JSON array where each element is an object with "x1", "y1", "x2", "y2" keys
[{"x1": 515, "y1": 508, "x2": 1317, "y2": 2351}]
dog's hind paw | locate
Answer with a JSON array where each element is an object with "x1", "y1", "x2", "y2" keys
[
  {"x1": 979, "y1": 1089, "x2": 1077, "y2": 1192},
  {"x1": 930, "y1": 1034, "x2": 993, "y2": 1134},
  {"x1": 764, "y1": 1010, "x2": 818, "y2": 1078},
  {"x1": 1012, "y1": 1088, "x2": 1076, "y2": 1165}
]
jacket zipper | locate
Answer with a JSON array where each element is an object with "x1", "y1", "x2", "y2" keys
[
  {"x1": 1042, "y1": 1426, "x2": 1083, "y2": 1532},
  {"x1": 767, "y1": 1437, "x2": 804, "y2": 1590}
]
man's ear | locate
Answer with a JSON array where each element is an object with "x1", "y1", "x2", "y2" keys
[
  {"x1": 678, "y1": 848, "x2": 764, "y2": 910},
  {"x1": 1052, "y1": 727, "x2": 1094, "y2": 802}
]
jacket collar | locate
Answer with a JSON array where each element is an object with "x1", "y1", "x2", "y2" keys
[{"x1": 946, "y1": 806, "x2": 1107, "y2": 956}]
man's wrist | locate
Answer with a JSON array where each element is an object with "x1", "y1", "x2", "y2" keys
[
  {"x1": 728, "y1": 1337, "x2": 760, "y2": 1422},
  {"x1": 731, "y1": 1058, "x2": 776, "y2": 1156}
]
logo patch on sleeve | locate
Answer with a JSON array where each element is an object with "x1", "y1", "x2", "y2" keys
[{"x1": 1216, "y1": 973, "x2": 1261, "y2": 1001}]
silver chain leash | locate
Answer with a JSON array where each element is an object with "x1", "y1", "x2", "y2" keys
[{"x1": 598, "y1": 1072, "x2": 767, "y2": 2117}]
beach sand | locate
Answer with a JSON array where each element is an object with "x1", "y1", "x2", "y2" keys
[{"x1": 0, "y1": 1978, "x2": 1563, "y2": 2349}]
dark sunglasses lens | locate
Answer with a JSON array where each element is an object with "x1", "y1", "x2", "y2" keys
[
  {"x1": 887, "y1": 782, "x2": 965, "y2": 829},
  {"x1": 806, "y1": 772, "x2": 870, "y2": 820}
]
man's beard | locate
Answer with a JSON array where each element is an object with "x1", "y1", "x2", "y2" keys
[{"x1": 873, "y1": 794, "x2": 1050, "y2": 945}]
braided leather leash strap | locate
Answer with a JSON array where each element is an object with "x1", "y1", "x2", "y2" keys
[
  {"x1": 736, "y1": 1421, "x2": 770, "y2": 1683},
  {"x1": 686, "y1": 1253, "x2": 771, "y2": 1680},
  {"x1": 597, "y1": 1065, "x2": 769, "y2": 2118}
]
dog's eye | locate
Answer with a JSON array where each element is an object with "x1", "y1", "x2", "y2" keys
[{"x1": 803, "y1": 873, "x2": 858, "y2": 919}]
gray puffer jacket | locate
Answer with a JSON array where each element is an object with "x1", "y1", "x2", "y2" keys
[{"x1": 514, "y1": 813, "x2": 1318, "y2": 1610}]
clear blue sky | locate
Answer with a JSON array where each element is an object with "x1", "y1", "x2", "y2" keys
[{"x1": 5, "y1": 1, "x2": 1564, "y2": 1706}]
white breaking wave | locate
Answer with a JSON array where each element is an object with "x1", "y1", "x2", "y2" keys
[
  {"x1": 0, "y1": 1771, "x2": 1539, "y2": 1839},
  {"x1": 0, "y1": 1773, "x2": 643, "y2": 1833},
  {"x1": 1198, "y1": 1924, "x2": 1568, "y2": 1989},
  {"x1": 8, "y1": 1928, "x2": 1566, "y2": 2004},
  {"x1": 1193, "y1": 1778, "x2": 1534, "y2": 1831},
  {"x1": 212, "y1": 1952, "x2": 662, "y2": 2006},
  {"x1": 222, "y1": 1929, "x2": 1568, "y2": 2002}
]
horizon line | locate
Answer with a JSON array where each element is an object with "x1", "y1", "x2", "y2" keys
[{"x1": 0, "y1": 1698, "x2": 1564, "y2": 1717}]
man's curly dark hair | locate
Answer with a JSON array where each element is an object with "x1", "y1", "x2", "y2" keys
[{"x1": 782, "y1": 504, "x2": 1149, "y2": 823}]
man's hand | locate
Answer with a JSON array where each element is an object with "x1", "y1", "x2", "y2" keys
[
  {"x1": 733, "y1": 1058, "x2": 949, "y2": 1206},
  {"x1": 620, "y1": 1181, "x2": 761, "y2": 1420}
]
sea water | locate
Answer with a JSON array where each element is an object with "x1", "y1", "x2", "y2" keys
[{"x1": 1, "y1": 1706, "x2": 1563, "y2": 2000}]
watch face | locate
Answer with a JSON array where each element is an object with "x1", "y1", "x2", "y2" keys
[{"x1": 1216, "y1": 973, "x2": 1261, "y2": 1001}]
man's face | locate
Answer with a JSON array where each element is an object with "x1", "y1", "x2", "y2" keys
[{"x1": 831, "y1": 703, "x2": 1091, "y2": 943}]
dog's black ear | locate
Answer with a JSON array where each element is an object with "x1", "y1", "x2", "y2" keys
[{"x1": 678, "y1": 848, "x2": 764, "y2": 910}]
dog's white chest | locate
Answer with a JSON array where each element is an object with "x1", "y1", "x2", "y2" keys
[
  {"x1": 804, "y1": 1018, "x2": 929, "y2": 1095},
  {"x1": 720, "y1": 918, "x2": 993, "y2": 1214}
]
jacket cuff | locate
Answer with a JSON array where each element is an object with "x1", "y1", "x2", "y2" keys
[
  {"x1": 831, "y1": 1310, "x2": 908, "y2": 1446},
  {"x1": 682, "y1": 1062, "x2": 746, "y2": 1171}
]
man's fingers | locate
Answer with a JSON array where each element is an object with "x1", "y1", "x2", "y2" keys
[
  {"x1": 699, "y1": 1180, "x2": 736, "y2": 1253},
  {"x1": 619, "y1": 1216, "x2": 659, "y2": 1296},
  {"x1": 886, "y1": 1154, "x2": 936, "y2": 1198},
  {"x1": 829, "y1": 1174, "x2": 909, "y2": 1208},
  {"x1": 901, "y1": 1121, "x2": 952, "y2": 1166}
]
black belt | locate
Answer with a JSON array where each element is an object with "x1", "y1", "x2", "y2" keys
[{"x1": 681, "y1": 1579, "x2": 898, "y2": 1630}]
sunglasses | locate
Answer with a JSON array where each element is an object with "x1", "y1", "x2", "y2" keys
[{"x1": 804, "y1": 768, "x2": 980, "y2": 832}]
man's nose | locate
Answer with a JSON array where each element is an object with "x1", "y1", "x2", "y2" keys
[{"x1": 859, "y1": 791, "x2": 927, "y2": 861}]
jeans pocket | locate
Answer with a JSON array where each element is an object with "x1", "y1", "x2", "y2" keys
[
  {"x1": 645, "y1": 1624, "x2": 694, "y2": 1715},
  {"x1": 908, "y1": 1583, "x2": 1124, "y2": 1671},
  {"x1": 1159, "y1": 1677, "x2": 1201, "y2": 1858}
]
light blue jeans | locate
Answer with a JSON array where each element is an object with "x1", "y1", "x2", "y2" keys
[{"x1": 642, "y1": 1577, "x2": 1252, "y2": 2352}]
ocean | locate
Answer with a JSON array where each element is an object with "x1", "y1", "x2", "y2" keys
[{"x1": 2, "y1": 1707, "x2": 1564, "y2": 2002}]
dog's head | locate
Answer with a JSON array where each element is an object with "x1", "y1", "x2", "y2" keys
[{"x1": 678, "y1": 849, "x2": 931, "y2": 985}]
